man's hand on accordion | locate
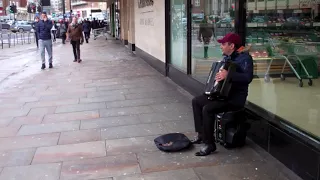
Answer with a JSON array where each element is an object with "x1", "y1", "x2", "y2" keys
[{"x1": 215, "y1": 69, "x2": 228, "y2": 82}]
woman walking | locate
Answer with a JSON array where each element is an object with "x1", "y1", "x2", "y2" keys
[
  {"x1": 32, "y1": 16, "x2": 40, "y2": 48},
  {"x1": 59, "y1": 19, "x2": 67, "y2": 44},
  {"x1": 67, "y1": 17, "x2": 84, "y2": 63}
]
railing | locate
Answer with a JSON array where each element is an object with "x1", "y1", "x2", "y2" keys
[{"x1": 0, "y1": 30, "x2": 35, "y2": 49}]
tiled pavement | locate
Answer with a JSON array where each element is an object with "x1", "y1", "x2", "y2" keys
[{"x1": 0, "y1": 37, "x2": 302, "y2": 180}]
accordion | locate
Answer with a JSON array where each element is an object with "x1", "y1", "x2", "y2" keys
[{"x1": 204, "y1": 59, "x2": 236, "y2": 100}]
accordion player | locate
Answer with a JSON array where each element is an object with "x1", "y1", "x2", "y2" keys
[{"x1": 204, "y1": 58, "x2": 236, "y2": 100}]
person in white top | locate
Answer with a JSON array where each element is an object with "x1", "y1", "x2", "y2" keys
[{"x1": 51, "y1": 20, "x2": 57, "y2": 42}]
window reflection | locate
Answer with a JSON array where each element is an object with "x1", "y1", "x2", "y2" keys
[
  {"x1": 246, "y1": 0, "x2": 320, "y2": 138},
  {"x1": 191, "y1": 0, "x2": 235, "y2": 82}
]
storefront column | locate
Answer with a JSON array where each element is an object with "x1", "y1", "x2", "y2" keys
[
  {"x1": 127, "y1": 0, "x2": 135, "y2": 51},
  {"x1": 120, "y1": 0, "x2": 128, "y2": 45}
]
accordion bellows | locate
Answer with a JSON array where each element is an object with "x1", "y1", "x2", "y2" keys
[{"x1": 204, "y1": 59, "x2": 236, "y2": 100}]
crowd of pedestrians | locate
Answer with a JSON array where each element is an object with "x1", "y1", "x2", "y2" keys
[{"x1": 31, "y1": 12, "x2": 107, "y2": 69}]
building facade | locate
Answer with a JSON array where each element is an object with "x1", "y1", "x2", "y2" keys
[
  {"x1": 105, "y1": 0, "x2": 320, "y2": 179},
  {"x1": 71, "y1": 0, "x2": 106, "y2": 19}
]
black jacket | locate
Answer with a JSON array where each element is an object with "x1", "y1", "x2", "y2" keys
[
  {"x1": 37, "y1": 20, "x2": 52, "y2": 40},
  {"x1": 223, "y1": 49, "x2": 254, "y2": 107}
]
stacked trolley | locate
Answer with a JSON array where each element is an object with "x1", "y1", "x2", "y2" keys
[{"x1": 263, "y1": 37, "x2": 318, "y2": 87}]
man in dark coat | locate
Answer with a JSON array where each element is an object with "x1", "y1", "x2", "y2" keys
[
  {"x1": 82, "y1": 20, "x2": 91, "y2": 43},
  {"x1": 191, "y1": 33, "x2": 254, "y2": 156},
  {"x1": 198, "y1": 15, "x2": 215, "y2": 59},
  {"x1": 37, "y1": 12, "x2": 53, "y2": 69}
]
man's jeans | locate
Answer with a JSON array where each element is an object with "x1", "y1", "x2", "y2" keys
[{"x1": 39, "y1": 39, "x2": 53, "y2": 64}]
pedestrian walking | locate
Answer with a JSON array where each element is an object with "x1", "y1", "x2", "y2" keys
[
  {"x1": 59, "y1": 19, "x2": 67, "y2": 44},
  {"x1": 82, "y1": 20, "x2": 91, "y2": 43},
  {"x1": 37, "y1": 12, "x2": 53, "y2": 69},
  {"x1": 32, "y1": 16, "x2": 40, "y2": 49},
  {"x1": 67, "y1": 16, "x2": 84, "y2": 63},
  {"x1": 51, "y1": 21, "x2": 57, "y2": 42}
]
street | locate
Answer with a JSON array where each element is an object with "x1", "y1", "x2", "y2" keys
[{"x1": 0, "y1": 36, "x2": 301, "y2": 180}]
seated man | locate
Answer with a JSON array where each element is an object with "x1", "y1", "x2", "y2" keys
[{"x1": 191, "y1": 33, "x2": 254, "y2": 156}]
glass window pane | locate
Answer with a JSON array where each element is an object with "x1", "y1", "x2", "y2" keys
[
  {"x1": 170, "y1": 0, "x2": 188, "y2": 72},
  {"x1": 246, "y1": 1, "x2": 320, "y2": 138},
  {"x1": 191, "y1": 0, "x2": 235, "y2": 82}
]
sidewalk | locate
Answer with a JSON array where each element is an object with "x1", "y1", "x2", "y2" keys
[{"x1": 0, "y1": 37, "x2": 301, "y2": 180}]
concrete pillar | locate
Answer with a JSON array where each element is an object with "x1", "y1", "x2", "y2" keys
[
  {"x1": 127, "y1": 0, "x2": 135, "y2": 51},
  {"x1": 120, "y1": 0, "x2": 128, "y2": 44}
]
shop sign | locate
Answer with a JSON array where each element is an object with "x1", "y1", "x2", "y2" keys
[{"x1": 138, "y1": 0, "x2": 153, "y2": 8}]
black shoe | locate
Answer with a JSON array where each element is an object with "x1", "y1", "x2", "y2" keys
[
  {"x1": 78, "y1": 59, "x2": 82, "y2": 63},
  {"x1": 191, "y1": 136, "x2": 203, "y2": 144},
  {"x1": 195, "y1": 144, "x2": 217, "y2": 156},
  {"x1": 41, "y1": 64, "x2": 45, "y2": 69},
  {"x1": 73, "y1": 59, "x2": 77, "y2": 62},
  {"x1": 49, "y1": 63, "x2": 53, "y2": 68}
]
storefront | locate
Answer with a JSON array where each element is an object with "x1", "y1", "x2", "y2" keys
[{"x1": 117, "y1": 0, "x2": 320, "y2": 179}]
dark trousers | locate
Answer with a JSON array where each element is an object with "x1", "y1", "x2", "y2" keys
[
  {"x1": 71, "y1": 40, "x2": 81, "y2": 60},
  {"x1": 61, "y1": 34, "x2": 66, "y2": 44},
  {"x1": 84, "y1": 32, "x2": 90, "y2": 43},
  {"x1": 192, "y1": 94, "x2": 240, "y2": 144},
  {"x1": 35, "y1": 32, "x2": 39, "y2": 48}
]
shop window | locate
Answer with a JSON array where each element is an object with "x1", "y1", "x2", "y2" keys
[
  {"x1": 170, "y1": 0, "x2": 188, "y2": 72},
  {"x1": 191, "y1": 0, "x2": 235, "y2": 82},
  {"x1": 246, "y1": 2, "x2": 320, "y2": 139}
]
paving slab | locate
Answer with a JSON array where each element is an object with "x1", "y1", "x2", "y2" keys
[
  {"x1": 0, "y1": 126, "x2": 20, "y2": 137},
  {"x1": 101, "y1": 123, "x2": 167, "y2": 140},
  {"x1": 27, "y1": 106, "x2": 57, "y2": 116},
  {"x1": 137, "y1": 146, "x2": 264, "y2": 173},
  {"x1": 60, "y1": 154, "x2": 141, "y2": 180},
  {"x1": 0, "y1": 133, "x2": 60, "y2": 151},
  {"x1": 25, "y1": 98, "x2": 80, "y2": 109},
  {"x1": 193, "y1": 162, "x2": 293, "y2": 180},
  {"x1": 106, "y1": 136, "x2": 158, "y2": 156},
  {"x1": 40, "y1": 92, "x2": 88, "y2": 101},
  {"x1": 138, "y1": 111, "x2": 193, "y2": 123},
  {"x1": 0, "y1": 108, "x2": 30, "y2": 118},
  {"x1": 87, "y1": 89, "x2": 129, "y2": 98},
  {"x1": 113, "y1": 169, "x2": 200, "y2": 180},
  {"x1": 0, "y1": 118, "x2": 13, "y2": 127},
  {"x1": 105, "y1": 96, "x2": 188, "y2": 109},
  {"x1": 124, "y1": 91, "x2": 183, "y2": 100},
  {"x1": 0, "y1": 148, "x2": 36, "y2": 168},
  {"x1": 55, "y1": 102, "x2": 106, "y2": 113},
  {"x1": 0, "y1": 163, "x2": 61, "y2": 180},
  {"x1": 59, "y1": 129, "x2": 101, "y2": 145},
  {"x1": 80, "y1": 116, "x2": 141, "y2": 130},
  {"x1": 32, "y1": 141, "x2": 106, "y2": 164},
  {"x1": 99, "y1": 106, "x2": 153, "y2": 117},
  {"x1": 162, "y1": 120, "x2": 195, "y2": 133},
  {"x1": 9, "y1": 116, "x2": 44, "y2": 127},
  {"x1": 17, "y1": 121, "x2": 80, "y2": 136},
  {"x1": 80, "y1": 94, "x2": 126, "y2": 104},
  {"x1": 150, "y1": 102, "x2": 192, "y2": 113},
  {"x1": 43, "y1": 110, "x2": 100, "y2": 123}
]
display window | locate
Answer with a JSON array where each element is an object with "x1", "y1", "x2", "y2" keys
[
  {"x1": 191, "y1": 0, "x2": 236, "y2": 82},
  {"x1": 170, "y1": 0, "x2": 188, "y2": 72},
  {"x1": 246, "y1": 0, "x2": 320, "y2": 138}
]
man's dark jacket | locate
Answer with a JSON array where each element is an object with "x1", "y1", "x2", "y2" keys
[
  {"x1": 222, "y1": 49, "x2": 254, "y2": 107},
  {"x1": 37, "y1": 20, "x2": 52, "y2": 40},
  {"x1": 82, "y1": 22, "x2": 91, "y2": 33}
]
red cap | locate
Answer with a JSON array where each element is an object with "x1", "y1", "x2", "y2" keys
[{"x1": 217, "y1": 33, "x2": 241, "y2": 46}]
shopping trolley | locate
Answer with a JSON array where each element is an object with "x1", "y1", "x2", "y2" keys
[{"x1": 264, "y1": 39, "x2": 317, "y2": 87}]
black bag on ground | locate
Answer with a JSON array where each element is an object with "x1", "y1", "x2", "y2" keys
[{"x1": 154, "y1": 133, "x2": 191, "y2": 152}]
